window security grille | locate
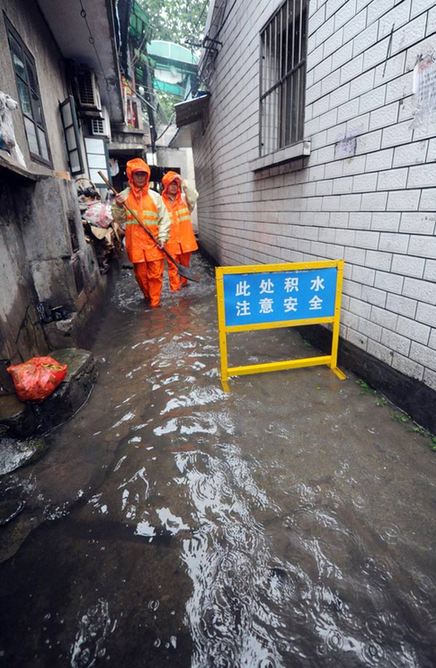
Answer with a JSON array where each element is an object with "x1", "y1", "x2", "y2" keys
[
  {"x1": 91, "y1": 118, "x2": 105, "y2": 135},
  {"x1": 260, "y1": 0, "x2": 308, "y2": 156},
  {"x1": 77, "y1": 70, "x2": 101, "y2": 110}
]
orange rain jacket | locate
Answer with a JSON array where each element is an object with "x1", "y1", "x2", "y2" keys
[
  {"x1": 161, "y1": 171, "x2": 198, "y2": 256},
  {"x1": 112, "y1": 158, "x2": 170, "y2": 264}
]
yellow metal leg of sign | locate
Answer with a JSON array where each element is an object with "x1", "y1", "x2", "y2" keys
[
  {"x1": 330, "y1": 259, "x2": 347, "y2": 381},
  {"x1": 216, "y1": 272, "x2": 230, "y2": 392}
]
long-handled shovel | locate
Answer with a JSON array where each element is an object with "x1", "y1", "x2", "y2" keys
[{"x1": 98, "y1": 171, "x2": 200, "y2": 283}]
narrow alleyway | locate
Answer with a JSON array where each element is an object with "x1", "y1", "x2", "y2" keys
[{"x1": 1, "y1": 255, "x2": 435, "y2": 667}]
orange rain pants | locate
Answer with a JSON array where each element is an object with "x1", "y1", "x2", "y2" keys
[
  {"x1": 178, "y1": 252, "x2": 191, "y2": 287},
  {"x1": 166, "y1": 252, "x2": 192, "y2": 290},
  {"x1": 167, "y1": 257, "x2": 181, "y2": 292},
  {"x1": 133, "y1": 260, "x2": 164, "y2": 307}
]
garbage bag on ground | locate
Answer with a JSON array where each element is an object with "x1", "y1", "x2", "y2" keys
[{"x1": 7, "y1": 356, "x2": 68, "y2": 402}]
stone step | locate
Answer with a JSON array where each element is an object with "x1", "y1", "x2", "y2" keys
[{"x1": 0, "y1": 348, "x2": 97, "y2": 440}]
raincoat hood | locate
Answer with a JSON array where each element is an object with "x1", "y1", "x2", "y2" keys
[
  {"x1": 126, "y1": 158, "x2": 151, "y2": 198},
  {"x1": 162, "y1": 171, "x2": 182, "y2": 205}
]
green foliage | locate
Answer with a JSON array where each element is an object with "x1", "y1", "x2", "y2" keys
[
  {"x1": 393, "y1": 411, "x2": 410, "y2": 424},
  {"x1": 137, "y1": 0, "x2": 207, "y2": 125},
  {"x1": 138, "y1": 0, "x2": 207, "y2": 46},
  {"x1": 355, "y1": 379, "x2": 435, "y2": 451},
  {"x1": 156, "y1": 90, "x2": 177, "y2": 123},
  {"x1": 392, "y1": 411, "x2": 436, "y2": 453},
  {"x1": 356, "y1": 379, "x2": 376, "y2": 396},
  {"x1": 375, "y1": 396, "x2": 388, "y2": 406}
]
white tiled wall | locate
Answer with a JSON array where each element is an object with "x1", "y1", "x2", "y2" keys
[{"x1": 193, "y1": 0, "x2": 436, "y2": 390}]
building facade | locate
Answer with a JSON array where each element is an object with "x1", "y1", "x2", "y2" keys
[
  {"x1": 0, "y1": 0, "x2": 149, "y2": 393},
  {"x1": 191, "y1": 0, "x2": 436, "y2": 429}
]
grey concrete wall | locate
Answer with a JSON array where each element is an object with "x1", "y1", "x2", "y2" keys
[
  {"x1": 0, "y1": 0, "x2": 69, "y2": 174},
  {"x1": 193, "y1": 0, "x2": 436, "y2": 394},
  {"x1": 0, "y1": 177, "x2": 49, "y2": 374},
  {"x1": 23, "y1": 177, "x2": 102, "y2": 304},
  {"x1": 0, "y1": 171, "x2": 104, "y2": 371},
  {"x1": 0, "y1": 1, "x2": 109, "y2": 392}
]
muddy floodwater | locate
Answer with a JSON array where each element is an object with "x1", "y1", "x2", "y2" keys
[{"x1": 1, "y1": 255, "x2": 436, "y2": 667}]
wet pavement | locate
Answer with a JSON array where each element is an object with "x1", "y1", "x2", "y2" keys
[{"x1": 1, "y1": 254, "x2": 436, "y2": 667}]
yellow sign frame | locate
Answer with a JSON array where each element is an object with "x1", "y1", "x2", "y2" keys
[{"x1": 216, "y1": 260, "x2": 346, "y2": 392}]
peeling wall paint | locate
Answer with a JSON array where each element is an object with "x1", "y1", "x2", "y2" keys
[{"x1": 412, "y1": 53, "x2": 436, "y2": 129}]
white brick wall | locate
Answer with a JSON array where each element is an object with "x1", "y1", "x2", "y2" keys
[{"x1": 193, "y1": 0, "x2": 436, "y2": 392}]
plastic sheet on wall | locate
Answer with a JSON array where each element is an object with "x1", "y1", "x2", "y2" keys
[
  {"x1": 412, "y1": 54, "x2": 436, "y2": 130},
  {"x1": 0, "y1": 90, "x2": 26, "y2": 167}
]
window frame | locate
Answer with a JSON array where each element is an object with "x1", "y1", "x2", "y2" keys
[
  {"x1": 5, "y1": 15, "x2": 52, "y2": 167},
  {"x1": 60, "y1": 95, "x2": 85, "y2": 176},
  {"x1": 258, "y1": 0, "x2": 308, "y2": 159}
]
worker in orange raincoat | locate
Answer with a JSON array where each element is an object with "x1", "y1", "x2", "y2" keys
[
  {"x1": 161, "y1": 171, "x2": 198, "y2": 290},
  {"x1": 112, "y1": 158, "x2": 170, "y2": 308}
]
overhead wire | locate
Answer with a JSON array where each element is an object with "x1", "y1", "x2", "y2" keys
[
  {"x1": 188, "y1": 0, "x2": 209, "y2": 42},
  {"x1": 198, "y1": 0, "x2": 237, "y2": 86},
  {"x1": 78, "y1": 0, "x2": 111, "y2": 93},
  {"x1": 213, "y1": 0, "x2": 237, "y2": 40},
  {"x1": 131, "y1": 31, "x2": 149, "y2": 67},
  {"x1": 155, "y1": 0, "x2": 209, "y2": 141}
]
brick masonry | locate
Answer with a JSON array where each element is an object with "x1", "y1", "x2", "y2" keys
[{"x1": 193, "y1": 0, "x2": 436, "y2": 397}]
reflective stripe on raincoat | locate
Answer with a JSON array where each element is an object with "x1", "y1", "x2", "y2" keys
[{"x1": 112, "y1": 158, "x2": 170, "y2": 263}]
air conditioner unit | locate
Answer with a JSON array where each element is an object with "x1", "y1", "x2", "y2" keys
[
  {"x1": 76, "y1": 69, "x2": 101, "y2": 112},
  {"x1": 90, "y1": 118, "x2": 106, "y2": 135}
]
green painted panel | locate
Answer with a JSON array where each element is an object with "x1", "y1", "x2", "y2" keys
[
  {"x1": 148, "y1": 40, "x2": 198, "y2": 65},
  {"x1": 154, "y1": 80, "x2": 185, "y2": 96}
]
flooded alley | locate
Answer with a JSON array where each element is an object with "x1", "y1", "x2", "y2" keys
[{"x1": 1, "y1": 255, "x2": 436, "y2": 668}]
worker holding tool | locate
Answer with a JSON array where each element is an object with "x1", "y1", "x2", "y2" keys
[
  {"x1": 112, "y1": 158, "x2": 170, "y2": 308},
  {"x1": 161, "y1": 171, "x2": 198, "y2": 290}
]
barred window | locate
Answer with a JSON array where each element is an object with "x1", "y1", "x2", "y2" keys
[{"x1": 260, "y1": 0, "x2": 308, "y2": 156}]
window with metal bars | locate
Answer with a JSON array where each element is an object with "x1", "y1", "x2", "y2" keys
[
  {"x1": 91, "y1": 118, "x2": 105, "y2": 135},
  {"x1": 259, "y1": 0, "x2": 308, "y2": 157},
  {"x1": 5, "y1": 16, "x2": 51, "y2": 165}
]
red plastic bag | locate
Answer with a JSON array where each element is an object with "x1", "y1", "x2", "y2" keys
[{"x1": 7, "y1": 356, "x2": 68, "y2": 402}]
